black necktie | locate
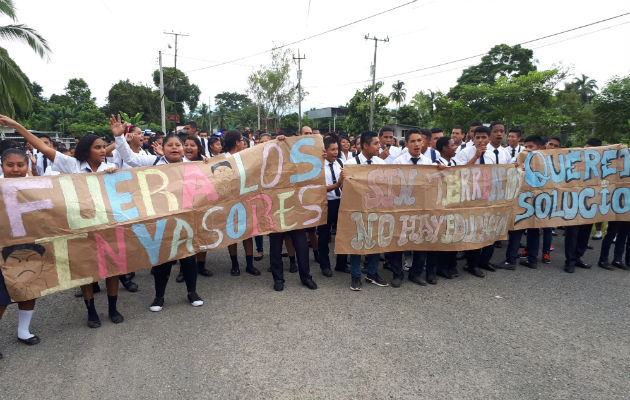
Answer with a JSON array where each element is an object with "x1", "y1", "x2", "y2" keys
[
  {"x1": 447, "y1": 160, "x2": 452, "y2": 166},
  {"x1": 200, "y1": 138, "x2": 206, "y2": 156},
  {"x1": 480, "y1": 154, "x2": 485, "y2": 164},
  {"x1": 511, "y1": 148, "x2": 515, "y2": 157},
  {"x1": 410, "y1": 157, "x2": 419, "y2": 165},
  {"x1": 367, "y1": 159, "x2": 372, "y2": 165},
  {"x1": 329, "y1": 163, "x2": 341, "y2": 197},
  {"x1": 494, "y1": 149, "x2": 499, "y2": 164},
  {"x1": 460, "y1": 143, "x2": 466, "y2": 150}
]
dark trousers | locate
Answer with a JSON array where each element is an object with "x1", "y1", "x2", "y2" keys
[
  {"x1": 542, "y1": 228, "x2": 553, "y2": 254},
  {"x1": 564, "y1": 224, "x2": 592, "y2": 266},
  {"x1": 599, "y1": 221, "x2": 630, "y2": 263},
  {"x1": 390, "y1": 251, "x2": 430, "y2": 279},
  {"x1": 439, "y1": 252, "x2": 457, "y2": 275},
  {"x1": 255, "y1": 236, "x2": 264, "y2": 253},
  {"x1": 317, "y1": 199, "x2": 347, "y2": 270},
  {"x1": 479, "y1": 244, "x2": 495, "y2": 266},
  {"x1": 270, "y1": 229, "x2": 312, "y2": 283},
  {"x1": 152, "y1": 255, "x2": 197, "y2": 298},
  {"x1": 466, "y1": 249, "x2": 480, "y2": 269},
  {"x1": 506, "y1": 229, "x2": 539, "y2": 264}
]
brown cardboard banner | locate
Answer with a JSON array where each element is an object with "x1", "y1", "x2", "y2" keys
[
  {"x1": 511, "y1": 144, "x2": 630, "y2": 229},
  {"x1": 0, "y1": 136, "x2": 326, "y2": 301},
  {"x1": 334, "y1": 164, "x2": 524, "y2": 254},
  {"x1": 335, "y1": 145, "x2": 629, "y2": 254}
]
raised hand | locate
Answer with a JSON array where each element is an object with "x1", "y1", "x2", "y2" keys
[
  {"x1": 0, "y1": 114, "x2": 22, "y2": 129},
  {"x1": 152, "y1": 141, "x2": 164, "y2": 157},
  {"x1": 109, "y1": 114, "x2": 126, "y2": 137}
]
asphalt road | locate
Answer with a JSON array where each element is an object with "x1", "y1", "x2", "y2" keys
[{"x1": 1, "y1": 233, "x2": 629, "y2": 400}]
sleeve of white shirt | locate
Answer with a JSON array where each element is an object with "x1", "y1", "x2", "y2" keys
[
  {"x1": 51, "y1": 151, "x2": 79, "y2": 174},
  {"x1": 453, "y1": 147, "x2": 471, "y2": 165},
  {"x1": 115, "y1": 136, "x2": 159, "y2": 167}
]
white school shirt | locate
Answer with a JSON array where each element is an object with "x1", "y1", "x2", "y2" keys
[
  {"x1": 393, "y1": 151, "x2": 433, "y2": 165},
  {"x1": 454, "y1": 143, "x2": 511, "y2": 165},
  {"x1": 51, "y1": 152, "x2": 116, "y2": 174},
  {"x1": 36, "y1": 152, "x2": 54, "y2": 176},
  {"x1": 339, "y1": 150, "x2": 351, "y2": 163},
  {"x1": 437, "y1": 156, "x2": 458, "y2": 167},
  {"x1": 422, "y1": 147, "x2": 441, "y2": 164},
  {"x1": 455, "y1": 141, "x2": 472, "y2": 154},
  {"x1": 345, "y1": 152, "x2": 385, "y2": 165},
  {"x1": 506, "y1": 144, "x2": 523, "y2": 163},
  {"x1": 115, "y1": 136, "x2": 188, "y2": 167},
  {"x1": 378, "y1": 145, "x2": 402, "y2": 164},
  {"x1": 108, "y1": 148, "x2": 150, "y2": 169},
  {"x1": 324, "y1": 159, "x2": 343, "y2": 200}
]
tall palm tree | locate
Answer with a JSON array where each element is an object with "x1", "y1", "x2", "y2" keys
[
  {"x1": 573, "y1": 74, "x2": 598, "y2": 104},
  {"x1": 389, "y1": 80, "x2": 406, "y2": 108},
  {"x1": 0, "y1": 0, "x2": 51, "y2": 116}
]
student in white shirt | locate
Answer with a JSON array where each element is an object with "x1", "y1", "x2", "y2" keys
[
  {"x1": 506, "y1": 128, "x2": 524, "y2": 162},
  {"x1": 451, "y1": 125, "x2": 466, "y2": 154},
  {"x1": 34, "y1": 133, "x2": 54, "y2": 176},
  {"x1": 184, "y1": 121, "x2": 207, "y2": 157},
  {"x1": 108, "y1": 124, "x2": 149, "y2": 169},
  {"x1": 338, "y1": 135, "x2": 352, "y2": 162},
  {"x1": 418, "y1": 129, "x2": 440, "y2": 163},
  {"x1": 207, "y1": 135, "x2": 223, "y2": 157},
  {"x1": 317, "y1": 136, "x2": 349, "y2": 277},
  {"x1": 377, "y1": 125, "x2": 402, "y2": 164},
  {"x1": 458, "y1": 121, "x2": 482, "y2": 154},
  {"x1": 4, "y1": 114, "x2": 124, "y2": 329},
  {"x1": 110, "y1": 115, "x2": 206, "y2": 312},
  {"x1": 345, "y1": 131, "x2": 388, "y2": 291},
  {"x1": 388, "y1": 129, "x2": 435, "y2": 288}
]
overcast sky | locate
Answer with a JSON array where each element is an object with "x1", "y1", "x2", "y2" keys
[{"x1": 4, "y1": 0, "x2": 630, "y2": 113}]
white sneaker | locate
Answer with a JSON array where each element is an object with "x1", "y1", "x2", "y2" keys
[{"x1": 149, "y1": 297, "x2": 164, "y2": 312}]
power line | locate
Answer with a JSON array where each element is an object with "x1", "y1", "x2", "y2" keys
[{"x1": 186, "y1": 0, "x2": 419, "y2": 73}]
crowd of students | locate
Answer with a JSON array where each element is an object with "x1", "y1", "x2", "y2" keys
[{"x1": 0, "y1": 114, "x2": 628, "y2": 360}]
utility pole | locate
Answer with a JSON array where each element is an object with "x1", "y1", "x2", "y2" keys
[
  {"x1": 164, "y1": 31, "x2": 189, "y2": 127},
  {"x1": 293, "y1": 50, "x2": 306, "y2": 134},
  {"x1": 364, "y1": 34, "x2": 389, "y2": 131},
  {"x1": 158, "y1": 51, "x2": 166, "y2": 133}
]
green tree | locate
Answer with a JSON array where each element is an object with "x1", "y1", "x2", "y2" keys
[
  {"x1": 592, "y1": 76, "x2": 630, "y2": 144},
  {"x1": 564, "y1": 74, "x2": 598, "y2": 104},
  {"x1": 389, "y1": 80, "x2": 406, "y2": 108},
  {"x1": 345, "y1": 82, "x2": 389, "y2": 135},
  {"x1": 64, "y1": 78, "x2": 94, "y2": 106},
  {"x1": 0, "y1": 0, "x2": 51, "y2": 116},
  {"x1": 215, "y1": 92, "x2": 251, "y2": 111},
  {"x1": 456, "y1": 44, "x2": 536, "y2": 87},
  {"x1": 152, "y1": 68, "x2": 200, "y2": 118},
  {"x1": 105, "y1": 80, "x2": 163, "y2": 125},
  {"x1": 393, "y1": 104, "x2": 420, "y2": 126},
  {"x1": 247, "y1": 48, "x2": 298, "y2": 131}
]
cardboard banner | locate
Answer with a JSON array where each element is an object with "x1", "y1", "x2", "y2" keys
[
  {"x1": 334, "y1": 164, "x2": 524, "y2": 254},
  {"x1": 512, "y1": 144, "x2": 630, "y2": 229},
  {"x1": 0, "y1": 136, "x2": 326, "y2": 301},
  {"x1": 335, "y1": 145, "x2": 629, "y2": 254}
]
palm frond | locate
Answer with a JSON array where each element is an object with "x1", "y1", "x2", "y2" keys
[
  {"x1": 0, "y1": 0, "x2": 17, "y2": 21},
  {"x1": 0, "y1": 46, "x2": 33, "y2": 116},
  {"x1": 0, "y1": 24, "x2": 51, "y2": 59}
]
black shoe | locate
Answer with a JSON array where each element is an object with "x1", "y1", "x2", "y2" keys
[
  {"x1": 302, "y1": 278, "x2": 318, "y2": 290},
  {"x1": 109, "y1": 311, "x2": 124, "y2": 324},
  {"x1": 187, "y1": 292, "x2": 204, "y2": 307},
  {"x1": 391, "y1": 277, "x2": 402, "y2": 288},
  {"x1": 612, "y1": 260, "x2": 629, "y2": 270},
  {"x1": 520, "y1": 260, "x2": 538, "y2": 269},
  {"x1": 120, "y1": 278, "x2": 138, "y2": 292},
  {"x1": 17, "y1": 335, "x2": 40, "y2": 345},
  {"x1": 254, "y1": 252, "x2": 264, "y2": 261},
  {"x1": 450, "y1": 268, "x2": 459, "y2": 278},
  {"x1": 480, "y1": 263, "x2": 496, "y2": 272},
  {"x1": 408, "y1": 275, "x2": 427, "y2": 286},
  {"x1": 198, "y1": 267, "x2": 213, "y2": 277},
  {"x1": 87, "y1": 316, "x2": 101, "y2": 329},
  {"x1": 273, "y1": 280, "x2": 284, "y2": 291},
  {"x1": 365, "y1": 273, "x2": 389, "y2": 287},
  {"x1": 334, "y1": 265, "x2": 350, "y2": 274},
  {"x1": 230, "y1": 267, "x2": 241, "y2": 276},
  {"x1": 597, "y1": 261, "x2": 615, "y2": 271},
  {"x1": 564, "y1": 264, "x2": 575, "y2": 273},
  {"x1": 150, "y1": 297, "x2": 164, "y2": 312},
  {"x1": 575, "y1": 260, "x2": 591, "y2": 269},
  {"x1": 464, "y1": 266, "x2": 485, "y2": 278},
  {"x1": 321, "y1": 268, "x2": 333, "y2": 277},
  {"x1": 350, "y1": 277, "x2": 362, "y2": 291},
  {"x1": 499, "y1": 262, "x2": 516, "y2": 270},
  {"x1": 175, "y1": 272, "x2": 185, "y2": 283},
  {"x1": 426, "y1": 275, "x2": 437, "y2": 285},
  {"x1": 437, "y1": 270, "x2": 453, "y2": 279},
  {"x1": 246, "y1": 266, "x2": 261, "y2": 276},
  {"x1": 289, "y1": 261, "x2": 298, "y2": 273}
]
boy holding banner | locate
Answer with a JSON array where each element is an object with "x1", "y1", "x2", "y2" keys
[{"x1": 345, "y1": 131, "x2": 389, "y2": 291}]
